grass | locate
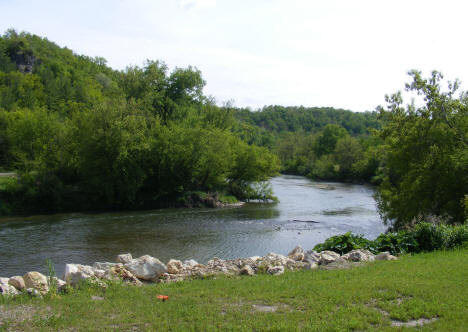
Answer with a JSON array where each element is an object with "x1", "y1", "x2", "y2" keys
[{"x1": 1, "y1": 249, "x2": 467, "y2": 331}]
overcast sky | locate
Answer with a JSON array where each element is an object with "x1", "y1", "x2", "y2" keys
[{"x1": 1, "y1": 0, "x2": 467, "y2": 111}]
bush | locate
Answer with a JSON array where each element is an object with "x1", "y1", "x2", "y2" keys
[
  {"x1": 313, "y1": 232, "x2": 373, "y2": 255},
  {"x1": 372, "y1": 232, "x2": 417, "y2": 255},
  {"x1": 313, "y1": 223, "x2": 468, "y2": 255}
]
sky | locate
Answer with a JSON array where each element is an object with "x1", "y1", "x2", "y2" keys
[{"x1": 1, "y1": 0, "x2": 467, "y2": 112}]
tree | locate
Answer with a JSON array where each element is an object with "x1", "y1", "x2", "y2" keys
[
  {"x1": 375, "y1": 70, "x2": 468, "y2": 229},
  {"x1": 313, "y1": 124, "x2": 348, "y2": 157}
]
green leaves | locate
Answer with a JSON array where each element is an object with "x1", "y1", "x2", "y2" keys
[
  {"x1": 314, "y1": 223, "x2": 468, "y2": 256},
  {"x1": 376, "y1": 71, "x2": 468, "y2": 228}
]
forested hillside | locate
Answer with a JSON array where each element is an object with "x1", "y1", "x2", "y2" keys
[
  {"x1": 0, "y1": 30, "x2": 466, "y2": 228},
  {"x1": 231, "y1": 106, "x2": 382, "y2": 183},
  {"x1": 0, "y1": 30, "x2": 279, "y2": 215}
]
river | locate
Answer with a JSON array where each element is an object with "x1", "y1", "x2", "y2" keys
[{"x1": 0, "y1": 175, "x2": 386, "y2": 277}]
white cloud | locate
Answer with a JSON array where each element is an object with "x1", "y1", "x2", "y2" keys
[
  {"x1": 1, "y1": 0, "x2": 467, "y2": 112},
  {"x1": 178, "y1": 0, "x2": 216, "y2": 10}
]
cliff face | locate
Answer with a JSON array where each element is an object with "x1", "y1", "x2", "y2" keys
[{"x1": 13, "y1": 50, "x2": 37, "y2": 73}]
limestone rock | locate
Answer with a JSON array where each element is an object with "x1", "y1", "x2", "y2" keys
[
  {"x1": 267, "y1": 266, "x2": 285, "y2": 276},
  {"x1": 183, "y1": 259, "x2": 199, "y2": 268},
  {"x1": 64, "y1": 264, "x2": 95, "y2": 285},
  {"x1": 26, "y1": 288, "x2": 41, "y2": 297},
  {"x1": 93, "y1": 269, "x2": 107, "y2": 279},
  {"x1": 46, "y1": 276, "x2": 67, "y2": 292},
  {"x1": 341, "y1": 249, "x2": 375, "y2": 262},
  {"x1": 167, "y1": 259, "x2": 184, "y2": 274},
  {"x1": 55, "y1": 278, "x2": 67, "y2": 292},
  {"x1": 375, "y1": 251, "x2": 397, "y2": 261},
  {"x1": 23, "y1": 272, "x2": 49, "y2": 294},
  {"x1": 8, "y1": 276, "x2": 25, "y2": 291},
  {"x1": 206, "y1": 257, "x2": 229, "y2": 273},
  {"x1": 292, "y1": 261, "x2": 309, "y2": 270},
  {"x1": 116, "y1": 253, "x2": 133, "y2": 264},
  {"x1": 109, "y1": 265, "x2": 142, "y2": 285},
  {"x1": 0, "y1": 277, "x2": 19, "y2": 296},
  {"x1": 239, "y1": 265, "x2": 255, "y2": 276},
  {"x1": 124, "y1": 255, "x2": 167, "y2": 281},
  {"x1": 93, "y1": 262, "x2": 120, "y2": 271},
  {"x1": 304, "y1": 250, "x2": 321, "y2": 264},
  {"x1": 288, "y1": 245, "x2": 305, "y2": 261},
  {"x1": 304, "y1": 262, "x2": 319, "y2": 270},
  {"x1": 319, "y1": 251, "x2": 341, "y2": 265},
  {"x1": 262, "y1": 253, "x2": 295, "y2": 268}
]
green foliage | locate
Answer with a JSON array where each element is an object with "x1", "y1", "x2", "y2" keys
[
  {"x1": 372, "y1": 232, "x2": 417, "y2": 255},
  {"x1": 0, "y1": 30, "x2": 280, "y2": 215},
  {"x1": 375, "y1": 70, "x2": 468, "y2": 228},
  {"x1": 314, "y1": 223, "x2": 468, "y2": 255},
  {"x1": 232, "y1": 105, "x2": 383, "y2": 184},
  {"x1": 45, "y1": 259, "x2": 58, "y2": 297},
  {"x1": 313, "y1": 232, "x2": 373, "y2": 255},
  {"x1": 233, "y1": 105, "x2": 379, "y2": 136}
]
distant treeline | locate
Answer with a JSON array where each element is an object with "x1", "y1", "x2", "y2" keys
[{"x1": 231, "y1": 106, "x2": 382, "y2": 183}]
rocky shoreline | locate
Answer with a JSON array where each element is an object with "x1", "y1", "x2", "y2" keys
[{"x1": 0, "y1": 247, "x2": 396, "y2": 298}]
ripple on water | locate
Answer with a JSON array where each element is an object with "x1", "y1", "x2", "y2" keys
[{"x1": 0, "y1": 175, "x2": 386, "y2": 276}]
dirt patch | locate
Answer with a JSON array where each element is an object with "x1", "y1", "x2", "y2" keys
[
  {"x1": 252, "y1": 304, "x2": 279, "y2": 312},
  {"x1": 365, "y1": 297, "x2": 438, "y2": 328},
  {"x1": 391, "y1": 317, "x2": 438, "y2": 327},
  {"x1": 0, "y1": 304, "x2": 50, "y2": 328}
]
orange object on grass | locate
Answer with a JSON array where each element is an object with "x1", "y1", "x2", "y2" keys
[{"x1": 157, "y1": 295, "x2": 169, "y2": 301}]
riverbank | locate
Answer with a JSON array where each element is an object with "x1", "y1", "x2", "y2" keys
[{"x1": 1, "y1": 248, "x2": 467, "y2": 331}]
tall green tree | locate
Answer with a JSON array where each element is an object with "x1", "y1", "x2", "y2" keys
[{"x1": 375, "y1": 70, "x2": 468, "y2": 229}]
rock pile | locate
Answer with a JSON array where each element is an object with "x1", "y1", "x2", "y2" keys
[{"x1": 0, "y1": 248, "x2": 397, "y2": 297}]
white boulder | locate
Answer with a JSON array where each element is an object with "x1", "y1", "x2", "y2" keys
[
  {"x1": 124, "y1": 255, "x2": 167, "y2": 281},
  {"x1": 64, "y1": 264, "x2": 95, "y2": 285},
  {"x1": 319, "y1": 251, "x2": 341, "y2": 265},
  {"x1": 342, "y1": 249, "x2": 375, "y2": 262}
]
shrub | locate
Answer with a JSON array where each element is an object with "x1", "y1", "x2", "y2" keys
[
  {"x1": 313, "y1": 232, "x2": 373, "y2": 255},
  {"x1": 372, "y1": 232, "x2": 417, "y2": 255},
  {"x1": 313, "y1": 223, "x2": 468, "y2": 255}
]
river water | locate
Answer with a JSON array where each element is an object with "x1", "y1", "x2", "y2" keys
[{"x1": 0, "y1": 175, "x2": 386, "y2": 277}]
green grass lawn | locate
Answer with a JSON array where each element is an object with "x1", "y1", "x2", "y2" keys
[{"x1": 1, "y1": 249, "x2": 467, "y2": 331}]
